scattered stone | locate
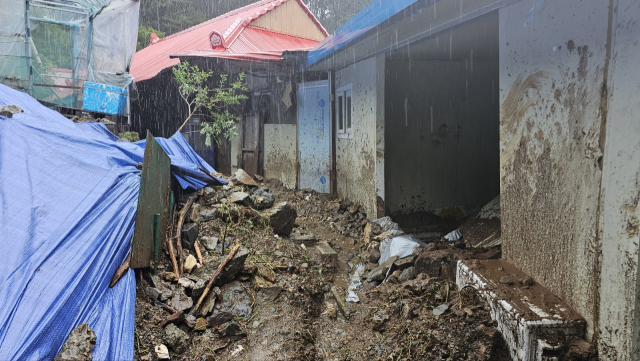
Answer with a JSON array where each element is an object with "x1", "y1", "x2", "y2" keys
[
  {"x1": 163, "y1": 272, "x2": 179, "y2": 282},
  {"x1": 182, "y1": 223, "x2": 199, "y2": 250},
  {"x1": 230, "y1": 344, "x2": 245, "y2": 357},
  {"x1": 250, "y1": 187, "x2": 275, "y2": 210},
  {"x1": 202, "y1": 236, "x2": 218, "y2": 251},
  {"x1": 191, "y1": 279, "x2": 206, "y2": 299},
  {"x1": 394, "y1": 256, "x2": 415, "y2": 271},
  {"x1": 265, "y1": 202, "x2": 297, "y2": 236},
  {"x1": 194, "y1": 317, "x2": 207, "y2": 331},
  {"x1": 372, "y1": 312, "x2": 389, "y2": 330},
  {"x1": 145, "y1": 287, "x2": 162, "y2": 301},
  {"x1": 184, "y1": 255, "x2": 198, "y2": 273},
  {"x1": 316, "y1": 242, "x2": 338, "y2": 267},
  {"x1": 207, "y1": 312, "x2": 234, "y2": 327},
  {"x1": 215, "y1": 248, "x2": 249, "y2": 286},
  {"x1": 257, "y1": 285, "x2": 282, "y2": 303},
  {"x1": 155, "y1": 344, "x2": 170, "y2": 360},
  {"x1": 233, "y1": 169, "x2": 259, "y2": 187},
  {"x1": 218, "y1": 321, "x2": 245, "y2": 337},
  {"x1": 171, "y1": 293, "x2": 193, "y2": 312},
  {"x1": 499, "y1": 276, "x2": 512, "y2": 285},
  {"x1": 398, "y1": 267, "x2": 416, "y2": 283},
  {"x1": 331, "y1": 286, "x2": 350, "y2": 318},
  {"x1": 254, "y1": 174, "x2": 264, "y2": 182},
  {"x1": 54, "y1": 323, "x2": 96, "y2": 361},
  {"x1": 257, "y1": 265, "x2": 276, "y2": 283},
  {"x1": 324, "y1": 302, "x2": 337, "y2": 318},
  {"x1": 164, "y1": 324, "x2": 190, "y2": 354},
  {"x1": 368, "y1": 242, "x2": 381, "y2": 263},
  {"x1": 291, "y1": 232, "x2": 317, "y2": 246},
  {"x1": 366, "y1": 256, "x2": 398, "y2": 283},
  {"x1": 199, "y1": 209, "x2": 218, "y2": 222},
  {"x1": 198, "y1": 289, "x2": 218, "y2": 317},
  {"x1": 519, "y1": 277, "x2": 534, "y2": 287},
  {"x1": 229, "y1": 192, "x2": 251, "y2": 205},
  {"x1": 215, "y1": 281, "x2": 252, "y2": 318},
  {"x1": 433, "y1": 303, "x2": 450, "y2": 316},
  {"x1": 0, "y1": 104, "x2": 23, "y2": 118},
  {"x1": 178, "y1": 278, "x2": 195, "y2": 290},
  {"x1": 189, "y1": 203, "x2": 201, "y2": 224}
]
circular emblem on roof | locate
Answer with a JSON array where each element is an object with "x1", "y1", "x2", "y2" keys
[{"x1": 209, "y1": 31, "x2": 224, "y2": 49}]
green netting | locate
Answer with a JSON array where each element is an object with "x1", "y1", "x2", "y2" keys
[{"x1": 0, "y1": 0, "x2": 139, "y2": 109}]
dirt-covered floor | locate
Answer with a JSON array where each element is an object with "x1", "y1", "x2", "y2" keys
[{"x1": 132, "y1": 174, "x2": 511, "y2": 361}]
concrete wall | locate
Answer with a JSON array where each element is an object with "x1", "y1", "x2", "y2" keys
[
  {"x1": 334, "y1": 57, "x2": 378, "y2": 218},
  {"x1": 499, "y1": 0, "x2": 610, "y2": 342},
  {"x1": 597, "y1": 0, "x2": 640, "y2": 357},
  {"x1": 384, "y1": 59, "x2": 500, "y2": 223},
  {"x1": 264, "y1": 124, "x2": 297, "y2": 189}
]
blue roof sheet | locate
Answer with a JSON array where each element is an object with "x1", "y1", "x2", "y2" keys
[{"x1": 307, "y1": 0, "x2": 419, "y2": 65}]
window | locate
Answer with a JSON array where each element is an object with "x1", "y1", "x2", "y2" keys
[{"x1": 336, "y1": 85, "x2": 352, "y2": 136}]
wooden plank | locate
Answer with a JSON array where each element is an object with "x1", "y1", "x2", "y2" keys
[{"x1": 130, "y1": 130, "x2": 172, "y2": 268}]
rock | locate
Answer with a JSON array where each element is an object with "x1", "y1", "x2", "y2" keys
[
  {"x1": 182, "y1": 223, "x2": 199, "y2": 249},
  {"x1": 191, "y1": 279, "x2": 206, "y2": 299},
  {"x1": 229, "y1": 192, "x2": 251, "y2": 205},
  {"x1": 368, "y1": 242, "x2": 381, "y2": 263},
  {"x1": 519, "y1": 277, "x2": 535, "y2": 287},
  {"x1": 199, "y1": 209, "x2": 218, "y2": 222},
  {"x1": 265, "y1": 202, "x2": 297, "y2": 236},
  {"x1": 257, "y1": 265, "x2": 276, "y2": 283},
  {"x1": 171, "y1": 293, "x2": 193, "y2": 312},
  {"x1": 257, "y1": 285, "x2": 282, "y2": 303},
  {"x1": 194, "y1": 318, "x2": 207, "y2": 331},
  {"x1": 189, "y1": 203, "x2": 201, "y2": 224},
  {"x1": 372, "y1": 312, "x2": 389, "y2": 330},
  {"x1": 149, "y1": 274, "x2": 164, "y2": 288},
  {"x1": 203, "y1": 187, "x2": 216, "y2": 202},
  {"x1": 394, "y1": 256, "x2": 415, "y2": 271},
  {"x1": 206, "y1": 311, "x2": 234, "y2": 327},
  {"x1": 0, "y1": 104, "x2": 23, "y2": 118},
  {"x1": 254, "y1": 174, "x2": 264, "y2": 182},
  {"x1": 324, "y1": 302, "x2": 337, "y2": 318},
  {"x1": 499, "y1": 276, "x2": 512, "y2": 285},
  {"x1": 164, "y1": 324, "x2": 190, "y2": 354},
  {"x1": 163, "y1": 272, "x2": 179, "y2": 282},
  {"x1": 214, "y1": 281, "x2": 252, "y2": 318},
  {"x1": 218, "y1": 321, "x2": 246, "y2": 337},
  {"x1": 398, "y1": 267, "x2": 416, "y2": 283},
  {"x1": 145, "y1": 287, "x2": 162, "y2": 301},
  {"x1": 433, "y1": 303, "x2": 450, "y2": 316},
  {"x1": 250, "y1": 187, "x2": 275, "y2": 210},
  {"x1": 331, "y1": 286, "x2": 350, "y2": 318},
  {"x1": 184, "y1": 255, "x2": 198, "y2": 273},
  {"x1": 291, "y1": 232, "x2": 317, "y2": 246},
  {"x1": 178, "y1": 278, "x2": 195, "y2": 290},
  {"x1": 198, "y1": 289, "x2": 219, "y2": 317},
  {"x1": 403, "y1": 274, "x2": 432, "y2": 293},
  {"x1": 155, "y1": 344, "x2": 170, "y2": 360},
  {"x1": 54, "y1": 323, "x2": 96, "y2": 361},
  {"x1": 202, "y1": 236, "x2": 218, "y2": 251},
  {"x1": 233, "y1": 169, "x2": 259, "y2": 187},
  {"x1": 315, "y1": 242, "x2": 338, "y2": 267},
  {"x1": 215, "y1": 248, "x2": 249, "y2": 286},
  {"x1": 366, "y1": 256, "x2": 398, "y2": 283}
]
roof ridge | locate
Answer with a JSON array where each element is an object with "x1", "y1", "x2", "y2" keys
[{"x1": 157, "y1": 0, "x2": 276, "y2": 43}]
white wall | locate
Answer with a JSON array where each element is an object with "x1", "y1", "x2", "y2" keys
[{"x1": 334, "y1": 57, "x2": 378, "y2": 218}]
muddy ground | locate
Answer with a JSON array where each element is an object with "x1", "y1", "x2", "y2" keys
[{"x1": 132, "y1": 175, "x2": 511, "y2": 361}]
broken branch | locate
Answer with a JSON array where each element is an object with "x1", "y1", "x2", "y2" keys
[
  {"x1": 110, "y1": 236, "x2": 133, "y2": 288},
  {"x1": 174, "y1": 196, "x2": 196, "y2": 275},
  {"x1": 194, "y1": 240, "x2": 204, "y2": 265},
  {"x1": 188, "y1": 244, "x2": 240, "y2": 318}
]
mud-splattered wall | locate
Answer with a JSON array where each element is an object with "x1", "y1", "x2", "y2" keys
[
  {"x1": 264, "y1": 124, "x2": 297, "y2": 189},
  {"x1": 384, "y1": 58, "x2": 500, "y2": 229},
  {"x1": 597, "y1": 0, "x2": 640, "y2": 358},
  {"x1": 334, "y1": 57, "x2": 378, "y2": 219},
  {"x1": 499, "y1": 0, "x2": 610, "y2": 343}
]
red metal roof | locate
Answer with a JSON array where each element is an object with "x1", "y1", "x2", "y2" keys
[{"x1": 130, "y1": 0, "x2": 327, "y2": 82}]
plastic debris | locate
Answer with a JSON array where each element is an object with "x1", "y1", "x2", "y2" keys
[
  {"x1": 444, "y1": 230, "x2": 464, "y2": 242},
  {"x1": 378, "y1": 235, "x2": 426, "y2": 265},
  {"x1": 346, "y1": 263, "x2": 365, "y2": 303}
]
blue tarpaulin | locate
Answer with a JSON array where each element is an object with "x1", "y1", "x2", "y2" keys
[
  {"x1": 0, "y1": 84, "x2": 221, "y2": 360},
  {"x1": 307, "y1": 0, "x2": 419, "y2": 65}
]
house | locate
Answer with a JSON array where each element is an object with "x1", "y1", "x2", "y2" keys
[
  {"x1": 297, "y1": 0, "x2": 640, "y2": 359},
  {"x1": 0, "y1": 0, "x2": 139, "y2": 119},
  {"x1": 129, "y1": 0, "x2": 328, "y2": 175}
]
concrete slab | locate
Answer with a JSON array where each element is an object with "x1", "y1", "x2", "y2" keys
[{"x1": 457, "y1": 259, "x2": 586, "y2": 361}]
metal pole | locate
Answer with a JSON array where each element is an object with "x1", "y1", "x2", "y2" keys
[
  {"x1": 153, "y1": 213, "x2": 160, "y2": 275},
  {"x1": 25, "y1": 0, "x2": 33, "y2": 95}
]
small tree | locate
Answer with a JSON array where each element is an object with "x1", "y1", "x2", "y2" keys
[{"x1": 173, "y1": 61, "x2": 248, "y2": 146}]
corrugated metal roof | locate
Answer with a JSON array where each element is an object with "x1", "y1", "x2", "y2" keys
[{"x1": 131, "y1": 0, "x2": 327, "y2": 82}]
